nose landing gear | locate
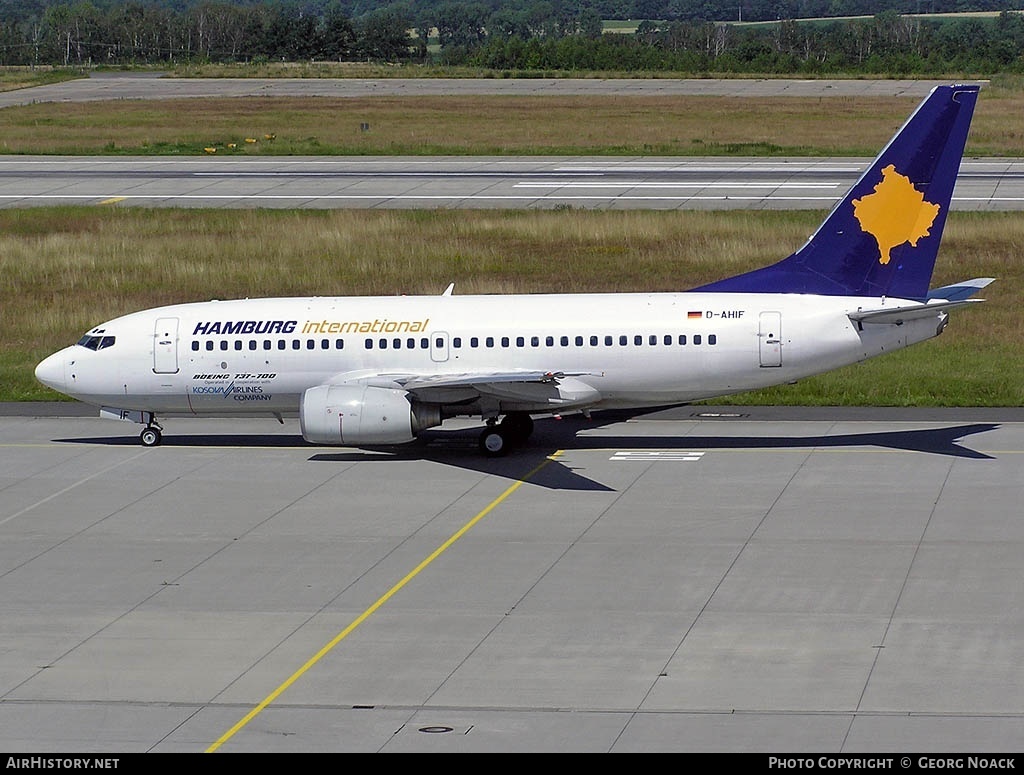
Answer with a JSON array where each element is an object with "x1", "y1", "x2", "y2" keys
[{"x1": 139, "y1": 416, "x2": 163, "y2": 447}]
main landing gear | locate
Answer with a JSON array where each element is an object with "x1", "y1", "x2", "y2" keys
[
  {"x1": 139, "y1": 416, "x2": 163, "y2": 447},
  {"x1": 478, "y1": 413, "x2": 534, "y2": 457}
]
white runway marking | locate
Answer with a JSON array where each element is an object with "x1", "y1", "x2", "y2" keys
[
  {"x1": 555, "y1": 165, "x2": 865, "y2": 173},
  {"x1": 515, "y1": 181, "x2": 842, "y2": 188},
  {"x1": 610, "y1": 450, "x2": 706, "y2": 461}
]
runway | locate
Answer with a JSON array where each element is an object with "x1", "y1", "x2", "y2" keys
[
  {"x1": 1, "y1": 405, "x2": 1023, "y2": 752},
  {"x1": 0, "y1": 74, "x2": 984, "y2": 108},
  {"x1": 0, "y1": 74, "x2": 1018, "y2": 211},
  {"x1": 1, "y1": 155, "x2": 1023, "y2": 210}
]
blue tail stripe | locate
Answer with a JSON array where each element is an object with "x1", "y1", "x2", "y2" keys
[{"x1": 693, "y1": 84, "x2": 980, "y2": 300}]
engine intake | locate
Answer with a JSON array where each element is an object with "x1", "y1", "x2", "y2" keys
[{"x1": 300, "y1": 384, "x2": 441, "y2": 445}]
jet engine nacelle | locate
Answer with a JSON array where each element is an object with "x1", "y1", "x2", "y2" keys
[{"x1": 300, "y1": 384, "x2": 442, "y2": 445}]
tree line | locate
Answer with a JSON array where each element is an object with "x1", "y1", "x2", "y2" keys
[
  {"x1": 0, "y1": 0, "x2": 1020, "y2": 73},
  {"x1": 465, "y1": 10, "x2": 1024, "y2": 73}
]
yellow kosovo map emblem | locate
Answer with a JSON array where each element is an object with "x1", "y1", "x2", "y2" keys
[{"x1": 852, "y1": 164, "x2": 940, "y2": 265}]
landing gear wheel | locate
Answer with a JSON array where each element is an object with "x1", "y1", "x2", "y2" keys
[
  {"x1": 140, "y1": 427, "x2": 162, "y2": 447},
  {"x1": 479, "y1": 426, "x2": 509, "y2": 457},
  {"x1": 499, "y1": 413, "x2": 534, "y2": 445}
]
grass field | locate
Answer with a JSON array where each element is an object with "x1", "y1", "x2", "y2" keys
[
  {"x1": 2, "y1": 89, "x2": 1023, "y2": 157},
  {"x1": 4, "y1": 207, "x2": 1020, "y2": 406}
]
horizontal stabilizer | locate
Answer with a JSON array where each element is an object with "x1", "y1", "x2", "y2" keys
[
  {"x1": 849, "y1": 298, "x2": 984, "y2": 325},
  {"x1": 926, "y1": 277, "x2": 995, "y2": 301}
]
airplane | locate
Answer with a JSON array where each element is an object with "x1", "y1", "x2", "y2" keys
[{"x1": 35, "y1": 83, "x2": 992, "y2": 457}]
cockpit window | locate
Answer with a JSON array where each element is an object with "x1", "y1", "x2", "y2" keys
[{"x1": 76, "y1": 335, "x2": 116, "y2": 351}]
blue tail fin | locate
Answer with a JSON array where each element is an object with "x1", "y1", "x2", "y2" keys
[{"x1": 693, "y1": 84, "x2": 980, "y2": 300}]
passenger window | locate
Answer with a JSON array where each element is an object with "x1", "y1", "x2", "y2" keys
[
  {"x1": 575, "y1": 336, "x2": 583, "y2": 346},
  {"x1": 337, "y1": 339, "x2": 345, "y2": 349},
  {"x1": 220, "y1": 341, "x2": 229, "y2": 351},
  {"x1": 486, "y1": 337, "x2": 494, "y2": 348},
  {"x1": 678, "y1": 335, "x2": 687, "y2": 345},
  {"x1": 709, "y1": 334, "x2": 717, "y2": 345},
  {"x1": 590, "y1": 336, "x2": 598, "y2": 346},
  {"x1": 694, "y1": 334, "x2": 702, "y2": 345},
  {"x1": 516, "y1": 336, "x2": 525, "y2": 347},
  {"x1": 234, "y1": 341, "x2": 243, "y2": 351},
  {"x1": 634, "y1": 335, "x2": 643, "y2": 346},
  {"x1": 206, "y1": 341, "x2": 214, "y2": 351},
  {"x1": 470, "y1": 337, "x2": 479, "y2": 348},
  {"x1": 453, "y1": 337, "x2": 461, "y2": 348},
  {"x1": 191, "y1": 341, "x2": 199, "y2": 351},
  {"x1": 619, "y1": 335, "x2": 627, "y2": 346}
]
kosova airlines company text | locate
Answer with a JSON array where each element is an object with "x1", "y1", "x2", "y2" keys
[{"x1": 191, "y1": 318, "x2": 430, "y2": 337}]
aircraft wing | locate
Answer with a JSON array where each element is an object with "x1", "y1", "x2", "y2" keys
[
  {"x1": 324, "y1": 369, "x2": 604, "y2": 409},
  {"x1": 397, "y1": 370, "x2": 586, "y2": 390},
  {"x1": 396, "y1": 370, "x2": 603, "y2": 407}
]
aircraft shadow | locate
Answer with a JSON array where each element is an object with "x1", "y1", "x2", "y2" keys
[
  {"x1": 58, "y1": 417, "x2": 998, "y2": 492},
  {"x1": 311, "y1": 418, "x2": 998, "y2": 490}
]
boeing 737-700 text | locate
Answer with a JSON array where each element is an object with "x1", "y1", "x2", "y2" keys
[{"x1": 35, "y1": 84, "x2": 992, "y2": 456}]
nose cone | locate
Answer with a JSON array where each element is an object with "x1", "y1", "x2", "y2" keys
[{"x1": 35, "y1": 351, "x2": 68, "y2": 394}]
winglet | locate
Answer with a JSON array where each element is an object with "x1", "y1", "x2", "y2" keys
[{"x1": 442, "y1": 282, "x2": 455, "y2": 296}]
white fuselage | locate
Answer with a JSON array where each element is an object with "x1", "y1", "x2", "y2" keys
[{"x1": 35, "y1": 291, "x2": 943, "y2": 420}]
